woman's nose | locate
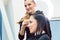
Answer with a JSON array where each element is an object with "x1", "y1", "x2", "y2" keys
[
  {"x1": 26, "y1": 6, "x2": 29, "y2": 9},
  {"x1": 27, "y1": 24, "x2": 30, "y2": 27}
]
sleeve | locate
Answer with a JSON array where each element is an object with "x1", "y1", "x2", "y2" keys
[
  {"x1": 38, "y1": 34, "x2": 50, "y2": 40},
  {"x1": 18, "y1": 33, "x2": 24, "y2": 40}
]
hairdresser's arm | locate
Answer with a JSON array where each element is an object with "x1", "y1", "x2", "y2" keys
[{"x1": 18, "y1": 20, "x2": 29, "y2": 40}]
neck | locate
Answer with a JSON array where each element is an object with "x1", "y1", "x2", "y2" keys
[
  {"x1": 31, "y1": 10, "x2": 36, "y2": 14},
  {"x1": 29, "y1": 10, "x2": 36, "y2": 15}
]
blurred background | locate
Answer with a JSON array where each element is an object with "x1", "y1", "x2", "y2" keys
[{"x1": 0, "y1": 0, "x2": 60, "y2": 40}]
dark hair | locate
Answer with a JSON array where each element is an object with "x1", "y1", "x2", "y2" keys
[
  {"x1": 32, "y1": 14, "x2": 52, "y2": 39},
  {"x1": 33, "y1": 14, "x2": 46, "y2": 31}
]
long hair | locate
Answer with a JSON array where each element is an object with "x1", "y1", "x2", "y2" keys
[
  {"x1": 18, "y1": 10, "x2": 44, "y2": 24},
  {"x1": 18, "y1": 12, "x2": 30, "y2": 24},
  {"x1": 32, "y1": 14, "x2": 52, "y2": 39}
]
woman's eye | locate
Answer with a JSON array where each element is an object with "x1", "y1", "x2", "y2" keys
[
  {"x1": 28, "y1": 4, "x2": 31, "y2": 6},
  {"x1": 25, "y1": 5, "x2": 27, "y2": 7},
  {"x1": 30, "y1": 21, "x2": 32, "y2": 23}
]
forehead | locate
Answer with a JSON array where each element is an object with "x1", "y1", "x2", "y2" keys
[
  {"x1": 29, "y1": 16, "x2": 35, "y2": 21},
  {"x1": 24, "y1": 0, "x2": 33, "y2": 4}
]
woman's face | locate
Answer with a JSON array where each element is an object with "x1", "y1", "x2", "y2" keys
[
  {"x1": 24, "y1": 0, "x2": 36, "y2": 14},
  {"x1": 27, "y1": 16, "x2": 37, "y2": 33}
]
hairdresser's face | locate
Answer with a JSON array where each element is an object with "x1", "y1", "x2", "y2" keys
[
  {"x1": 27, "y1": 16, "x2": 37, "y2": 33},
  {"x1": 24, "y1": 0, "x2": 36, "y2": 14}
]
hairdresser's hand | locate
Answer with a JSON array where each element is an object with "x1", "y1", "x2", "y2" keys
[
  {"x1": 20, "y1": 19, "x2": 29, "y2": 35},
  {"x1": 22, "y1": 19, "x2": 29, "y2": 28}
]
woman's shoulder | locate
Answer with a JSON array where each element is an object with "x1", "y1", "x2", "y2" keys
[
  {"x1": 38, "y1": 34, "x2": 50, "y2": 40},
  {"x1": 35, "y1": 10, "x2": 44, "y2": 15}
]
